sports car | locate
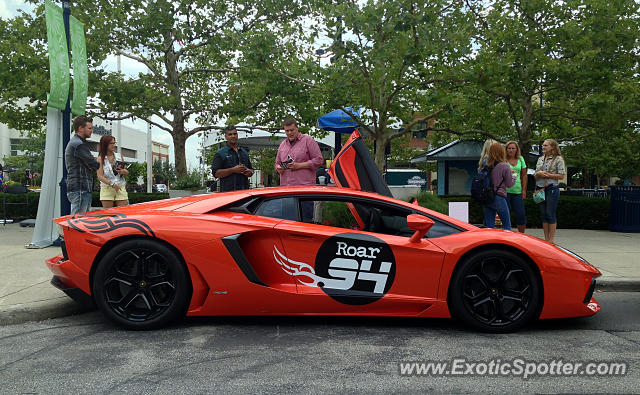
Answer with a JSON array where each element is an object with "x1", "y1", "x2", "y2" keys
[{"x1": 46, "y1": 132, "x2": 601, "y2": 332}]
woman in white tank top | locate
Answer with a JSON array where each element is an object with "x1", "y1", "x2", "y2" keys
[{"x1": 96, "y1": 135, "x2": 129, "y2": 208}]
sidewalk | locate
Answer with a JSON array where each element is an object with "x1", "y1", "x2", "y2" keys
[{"x1": 1, "y1": 223, "x2": 638, "y2": 326}]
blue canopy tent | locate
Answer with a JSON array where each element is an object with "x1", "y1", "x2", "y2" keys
[{"x1": 317, "y1": 107, "x2": 361, "y2": 156}]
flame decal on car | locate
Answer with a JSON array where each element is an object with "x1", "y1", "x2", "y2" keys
[
  {"x1": 66, "y1": 213, "x2": 155, "y2": 237},
  {"x1": 273, "y1": 245, "x2": 322, "y2": 287}
]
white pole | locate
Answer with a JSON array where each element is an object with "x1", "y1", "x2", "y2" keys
[
  {"x1": 116, "y1": 55, "x2": 122, "y2": 155},
  {"x1": 147, "y1": 121, "x2": 152, "y2": 193},
  {"x1": 201, "y1": 133, "x2": 205, "y2": 187}
]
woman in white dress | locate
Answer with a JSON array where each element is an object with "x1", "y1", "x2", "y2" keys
[{"x1": 96, "y1": 135, "x2": 129, "y2": 208}]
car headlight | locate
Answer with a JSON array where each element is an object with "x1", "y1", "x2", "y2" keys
[{"x1": 556, "y1": 245, "x2": 592, "y2": 266}]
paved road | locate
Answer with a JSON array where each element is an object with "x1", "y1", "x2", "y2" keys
[{"x1": 1, "y1": 292, "x2": 638, "y2": 393}]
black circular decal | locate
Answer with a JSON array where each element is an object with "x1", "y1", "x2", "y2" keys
[{"x1": 314, "y1": 233, "x2": 396, "y2": 305}]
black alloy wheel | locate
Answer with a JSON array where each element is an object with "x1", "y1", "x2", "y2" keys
[
  {"x1": 449, "y1": 249, "x2": 540, "y2": 333},
  {"x1": 93, "y1": 239, "x2": 191, "y2": 330}
]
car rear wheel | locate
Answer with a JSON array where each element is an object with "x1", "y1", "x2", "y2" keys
[
  {"x1": 449, "y1": 249, "x2": 540, "y2": 333},
  {"x1": 93, "y1": 239, "x2": 191, "y2": 330}
]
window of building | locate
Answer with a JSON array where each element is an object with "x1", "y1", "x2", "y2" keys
[
  {"x1": 10, "y1": 138, "x2": 27, "y2": 156},
  {"x1": 121, "y1": 147, "x2": 136, "y2": 159}
]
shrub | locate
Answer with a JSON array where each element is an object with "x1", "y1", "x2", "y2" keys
[
  {"x1": 0, "y1": 192, "x2": 170, "y2": 221},
  {"x1": 439, "y1": 194, "x2": 610, "y2": 229},
  {"x1": 410, "y1": 191, "x2": 448, "y2": 214},
  {"x1": 172, "y1": 169, "x2": 204, "y2": 190},
  {"x1": 322, "y1": 201, "x2": 358, "y2": 229}
]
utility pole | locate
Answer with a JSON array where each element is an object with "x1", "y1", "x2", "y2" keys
[
  {"x1": 147, "y1": 122, "x2": 152, "y2": 193},
  {"x1": 59, "y1": 0, "x2": 72, "y2": 216},
  {"x1": 116, "y1": 55, "x2": 122, "y2": 155}
]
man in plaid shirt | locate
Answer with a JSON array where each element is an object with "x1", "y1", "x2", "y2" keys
[{"x1": 65, "y1": 115, "x2": 100, "y2": 214}]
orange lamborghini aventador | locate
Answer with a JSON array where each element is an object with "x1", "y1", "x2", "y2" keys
[{"x1": 46, "y1": 131, "x2": 600, "y2": 332}]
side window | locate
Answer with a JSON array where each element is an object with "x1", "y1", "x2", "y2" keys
[
  {"x1": 353, "y1": 202, "x2": 461, "y2": 238},
  {"x1": 254, "y1": 197, "x2": 298, "y2": 221},
  {"x1": 353, "y1": 203, "x2": 413, "y2": 237},
  {"x1": 299, "y1": 199, "x2": 360, "y2": 230}
]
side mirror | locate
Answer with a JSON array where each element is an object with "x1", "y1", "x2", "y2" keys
[{"x1": 407, "y1": 214, "x2": 434, "y2": 243}]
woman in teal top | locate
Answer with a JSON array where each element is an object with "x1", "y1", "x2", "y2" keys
[{"x1": 505, "y1": 141, "x2": 528, "y2": 233}]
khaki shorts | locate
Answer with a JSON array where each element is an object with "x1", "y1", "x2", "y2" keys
[{"x1": 100, "y1": 184, "x2": 129, "y2": 202}]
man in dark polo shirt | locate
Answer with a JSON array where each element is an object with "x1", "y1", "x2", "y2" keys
[{"x1": 211, "y1": 125, "x2": 254, "y2": 192}]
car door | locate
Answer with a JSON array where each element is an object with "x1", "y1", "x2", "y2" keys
[
  {"x1": 273, "y1": 197, "x2": 446, "y2": 314},
  {"x1": 203, "y1": 197, "x2": 298, "y2": 295}
]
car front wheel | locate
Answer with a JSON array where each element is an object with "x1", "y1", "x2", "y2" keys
[
  {"x1": 93, "y1": 239, "x2": 191, "y2": 330},
  {"x1": 449, "y1": 249, "x2": 540, "y2": 333}
]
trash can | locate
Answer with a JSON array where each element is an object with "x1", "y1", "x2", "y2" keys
[{"x1": 609, "y1": 186, "x2": 640, "y2": 232}]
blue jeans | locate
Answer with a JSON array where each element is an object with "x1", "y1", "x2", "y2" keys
[
  {"x1": 483, "y1": 195, "x2": 512, "y2": 230},
  {"x1": 67, "y1": 191, "x2": 92, "y2": 214},
  {"x1": 506, "y1": 193, "x2": 527, "y2": 226},
  {"x1": 539, "y1": 184, "x2": 559, "y2": 224}
]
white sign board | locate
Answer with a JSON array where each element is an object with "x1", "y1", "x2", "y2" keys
[{"x1": 448, "y1": 202, "x2": 469, "y2": 223}]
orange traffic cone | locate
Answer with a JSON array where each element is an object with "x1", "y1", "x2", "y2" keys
[{"x1": 495, "y1": 213, "x2": 502, "y2": 228}]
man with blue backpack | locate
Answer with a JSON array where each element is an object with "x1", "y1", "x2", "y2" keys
[{"x1": 471, "y1": 142, "x2": 516, "y2": 229}]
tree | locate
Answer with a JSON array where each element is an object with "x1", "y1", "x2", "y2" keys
[
  {"x1": 440, "y1": 0, "x2": 640, "y2": 164},
  {"x1": 91, "y1": 0, "x2": 319, "y2": 176},
  {"x1": 0, "y1": 0, "x2": 114, "y2": 133},
  {"x1": 562, "y1": 128, "x2": 640, "y2": 186},
  {"x1": 152, "y1": 159, "x2": 175, "y2": 185},
  {"x1": 239, "y1": 0, "x2": 475, "y2": 171},
  {"x1": 125, "y1": 161, "x2": 146, "y2": 187},
  {"x1": 0, "y1": 0, "x2": 312, "y2": 177}
]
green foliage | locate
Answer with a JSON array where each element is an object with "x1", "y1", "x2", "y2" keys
[
  {"x1": 172, "y1": 168, "x2": 203, "y2": 190},
  {"x1": 440, "y1": 195, "x2": 610, "y2": 229},
  {"x1": 562, "y1": 129, "x2": 640, "y2": 183},
  {"x1": 250, "y1": 148, "x2": 279, "y2": 187},
  {"x1": 241, "y1": 0, "x2": 475, "y2": 171},
  {"x1": 386, "y1": 137, "x2": 427, "y2": 168},
  {"x1": 443, "y1": 0, "x2": 640, "y2": 167},
  {"x1": 152, "y1": 160, "x2": 175, "y2": 185},
  {"x1": 0, "y1": 0, "x2": 312, "y2": 177},
  {"x1": 0, "y1": 191, "x2": 39, "y2": 220},
  {"x1": 125, "y1": 161, "x2": 146, "y2": 186},
  {"x1": 411, "y1": 191, "x2": 448, "y2": 214},
  {"x1": 1, "y1": 0, "x2": 638, "y2": 184},
  {"x1": 322, "y1": 201, "x2": 358, "y2": 229}
]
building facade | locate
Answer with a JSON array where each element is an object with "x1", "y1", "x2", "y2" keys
[{"x1": 1, "y1": 118, "x2": 162, "y2": 167}]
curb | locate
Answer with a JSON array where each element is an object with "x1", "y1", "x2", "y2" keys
[
  {"x1": 596, "y1": 279, "x2": 640, "y2": 292},
  {"x1": 0, "y1": 298, "x2": 94, "y2": 326}
]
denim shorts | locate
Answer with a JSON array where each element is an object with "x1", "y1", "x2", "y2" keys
[
  {"x1": 539, "y1": 184, "x2": 560, "y2": 224},
  {"x1": 506, "y1": 193, "x2": 527, "y2": 226}
]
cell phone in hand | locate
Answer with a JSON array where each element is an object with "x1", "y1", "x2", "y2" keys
[{"x1": 280, "y1": 155, "x2": 293, "y2": 168}]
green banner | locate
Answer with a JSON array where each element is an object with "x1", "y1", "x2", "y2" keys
[
  {"x1": 44, "y1": 0, "x2": 69, "y2": 110},
  {"x1": 69, "y1": 15, "x2": 88, "y2": 115}
]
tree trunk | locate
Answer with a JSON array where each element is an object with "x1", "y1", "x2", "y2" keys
[
  {"x1": 172, "y1": 122, "x2": 187, "y2": 177},
  {"x1": 519, "y1": 96, "x2": 534, "y2": 165},
  {"x1": 373, "y1": 137, "x2": 388, "y2": 174},
  {"x1": 164, "y1": 30, "x2": 188, "y2": 177}
]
